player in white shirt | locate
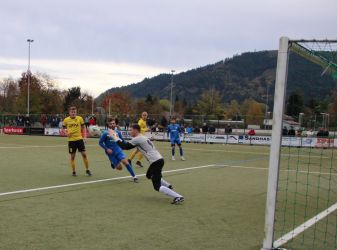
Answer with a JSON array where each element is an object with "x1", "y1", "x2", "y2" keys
[{"x1": 111, "y1": 124, "x2": 184, "y2": 204}]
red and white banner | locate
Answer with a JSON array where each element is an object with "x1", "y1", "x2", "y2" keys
[
  {"x1": 315, "y1": 138, "x2": 334, "y2": 148},
  {"x1": 3, "y1": 126, "x2": 24, "y2": 135}
]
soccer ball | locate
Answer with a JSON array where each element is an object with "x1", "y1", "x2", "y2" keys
[{"x1": 88, "y1": 125, "x2": 101, "y2": 137}]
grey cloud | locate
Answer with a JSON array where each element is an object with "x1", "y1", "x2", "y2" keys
[{"x1": 1, "y1": 0, "x2": 337, "y2": 70}]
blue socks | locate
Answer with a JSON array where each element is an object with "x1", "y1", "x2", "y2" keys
[
  {"x1": 126, "y1": 164, "x2": 136, "y2": 177},
  {"x1": 179, "y1": 147, "x2": 184, "y2": 156},
  {"x1": 172, "y1": 147, "x2": 175, "y2": 156}
]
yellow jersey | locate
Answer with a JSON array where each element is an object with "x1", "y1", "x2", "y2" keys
[
  {"x1": 63, "y1": 116, "x2": 84, "y2": 141},
  {"x1": 138, "y1": 118, "x2": 147, "y2": 134}
]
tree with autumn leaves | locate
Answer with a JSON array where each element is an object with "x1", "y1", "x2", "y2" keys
[{"x1": 0, "y1": 73, "x2": 94, "y2": 115}]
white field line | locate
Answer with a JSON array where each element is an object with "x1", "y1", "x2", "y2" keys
[
  {"x1": 274, "y1": 202, "x2": 337, "y2": 248},
  {"x1": 1, "y1": 164, "x2": 336, "y2": 198},
  {"x1": 0, "y1": 144, "x2": 335, "y2": 160},
  {"x1": 0, "y1": 164, "x2": 215, "y2": 197}
]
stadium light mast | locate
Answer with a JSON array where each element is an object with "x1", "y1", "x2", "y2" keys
[
  {"x1": 169, "y1": 70, "x2": 175, "y2": 118},
  {"x1": 264, "y1": 84, "x2": 269, "y2": 129},
  {"x1": 27, "y1": 39, "x2": 34, "y2": 116},
  {"x1": 91, "y1": 97, "x2": 94, "y2": 115}
]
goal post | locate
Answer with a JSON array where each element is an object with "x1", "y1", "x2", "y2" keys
[
  {"x1": 261, "y1": 37, "x2": 337, "y2": 250},
  {"x1": 262, "y1": 36, "x2": 290, "y2": 250}
]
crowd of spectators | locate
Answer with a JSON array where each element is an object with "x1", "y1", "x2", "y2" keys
[
  {"x1": 282, "y1": 126, "x2": 330, "y2": 138},
  {"x1": 144, "y1": 116, "x2": 221, "y2": 135},
  {"x1": 3, "y1": 113, "x2": 333, "y2": 139},
  {"x1": 4, "y1": 114, "x2": 31, "y2": 127}
]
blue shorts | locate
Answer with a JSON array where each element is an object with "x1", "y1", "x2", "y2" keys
[
  {"x1": 170, "y1": 137, "x2": 181, "y2": 146},
  {"x1": 108, "y1": 151, "x2": 126, "y2": 167}
]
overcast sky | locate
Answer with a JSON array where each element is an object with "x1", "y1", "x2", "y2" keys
[{"x1": 1, "y1": 0, "x2": 336, "y2": 96}]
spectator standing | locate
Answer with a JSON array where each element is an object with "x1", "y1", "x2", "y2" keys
[
  {"x1": 248, "y1": 129, "x2": 256, "y2": 136},
  {"x1": 202, "y1": 123, "x2": 209, "y2": 134},
  {"x1": 209, "y1": 125, "x2": 216, "y2": 134},
  {"x1": 225, "y1": 124, "x2": 232, "y2": 134},
  {"x1": 282, "y1": 126, "x2": 288, "y2": 136},
  {"x1": 186, "y1": 126, "x2": 193, "y2": 134},
  {"x1": 306, "y1": 129, "x2": 314, "y2": 137},
  {"x1": 124, "y1": 115, "x2": 130, "y2": 131},
  {"x1": 89, "y1": 116, "x2": 96, "y2": 126},
  {"x1": 288, "y1": 126, "x2": 296, "y2": 136},
  {"x1": 85, "y1": 116, "x2": 90, "y2": 128}
]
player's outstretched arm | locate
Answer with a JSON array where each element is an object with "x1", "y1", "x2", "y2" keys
[{"x1": 116, "y1": 140, "x2": 136, "y2": 150}]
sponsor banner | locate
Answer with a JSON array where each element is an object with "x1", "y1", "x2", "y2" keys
[
  {"x1": 44, "y1": 128, "x2": 67, "y2": 136},
  {"x1": 120, "y1": 130, "x2": 131, "y2": 140},
  {"x1": 183, "y1": 133, "x2": 205, "y2": 143},
  {"x1": 334, "y1": 139, "x2": 337, "y2": 148},
  {"x1": 315, "y1": 138, "x2": 334, "y2": 148},
  {"x1": 241, "y1": 135, "x2": 271, "y2": 145},
  {"x1": 228, "y1": 135, "x2": 239, "y2": 144},
  {"x1": 145, "y1": 132, "x2": 167, "y2": 141},
  {"x1": 206, "y1": 134, "x2": 227, "y2": 143},
  {"x1": 301, "y1": 138, "x2": 316, "y2": 148},
  {"x1": 3, "y1": 126, "x2": 24, "y2": 135},
  {"x1": 282, "y1": 137, "x2": 302, "y2": 147}
]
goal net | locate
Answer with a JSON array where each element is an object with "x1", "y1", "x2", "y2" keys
[{"x1": 262, "y1": 38, "x2": 337, "y2": 250}]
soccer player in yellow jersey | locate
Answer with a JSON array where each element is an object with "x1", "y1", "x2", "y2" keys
[
  {"x1": 129, "y1": 111, "x2": 149, "y2": 167},
  {"x1": 62, "y1": 106, "x2": 92, "y2": 177}
]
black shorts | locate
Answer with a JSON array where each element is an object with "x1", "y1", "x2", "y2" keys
[
  {"x1": 146, "y1": 158, "x2": 165, "y2": 191},
  {"x1": 68, "y1": 139, "x2": 86, "y2": 154},
  {"x1": 146, "y1": 158, "x2": 164, "y2": 180}
]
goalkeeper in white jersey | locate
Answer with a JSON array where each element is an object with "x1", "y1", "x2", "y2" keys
[{"x1": 112, "y1": 124, "x2": 184, "y2": 205}]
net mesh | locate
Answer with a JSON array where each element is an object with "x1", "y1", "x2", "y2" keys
[{"x1": 273, "y1": 40, "x2": 337, "y2": 250}]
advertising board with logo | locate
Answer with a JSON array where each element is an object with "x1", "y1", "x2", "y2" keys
[
  {"x1": 183, "y1": 133, "x2": 206, "y2": 143},
  {"x1": 242, "y1": 135, "x2": 271, "y2": 145},
  {"x1": 206, "y1": 134, "x2": 227, "y2": 143},
  {"x1": 3, "y1": 126, "x2": 24, "y2": 135}
]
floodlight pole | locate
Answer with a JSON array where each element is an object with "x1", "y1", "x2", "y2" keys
[
  {"x1": 169, "y1": 70, "x2": 175, "y2": 118},
  {"x1": 27, "y1": 39, "x2": 34, "y2": 116},
  {"x1": 108, "y1": 98, "x2": 111, "y2": 116},
  {"x1": 262, "y1": 37, "x2": 290, "y2": 250},
  {"x1": 91, "y1": 97, "x2": 94, "y2": 115},
  {"x1": 265, "y1": 84, "x2": 269, "y2": 129}
]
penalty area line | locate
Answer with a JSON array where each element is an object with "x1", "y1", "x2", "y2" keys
[{"x1": 0, "y1": 164, "x2": 216, "y2": 197}]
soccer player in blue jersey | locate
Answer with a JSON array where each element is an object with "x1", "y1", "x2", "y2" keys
[
  {"x1": 167, "y1": 118, "x2": 185, "y2": 161},
  {"x1": 99, "y1": 118, "x2": 138, "y2": 182}
]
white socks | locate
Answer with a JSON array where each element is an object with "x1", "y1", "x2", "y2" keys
[
  {"x1": 161, "y1": 179, "x2": 171, "y2": 188},
  {"x1": 159, "y1": 186, "x2": 182, "y2": 198}
]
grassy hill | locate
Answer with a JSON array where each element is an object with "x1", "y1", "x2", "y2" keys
[{"x1": 97, "y1": 50, "x2": 337, "y2": 105}]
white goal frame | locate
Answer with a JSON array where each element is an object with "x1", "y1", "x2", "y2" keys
[{"x1": 261, "y1": 37, "x2": 337, "y2": 250}]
